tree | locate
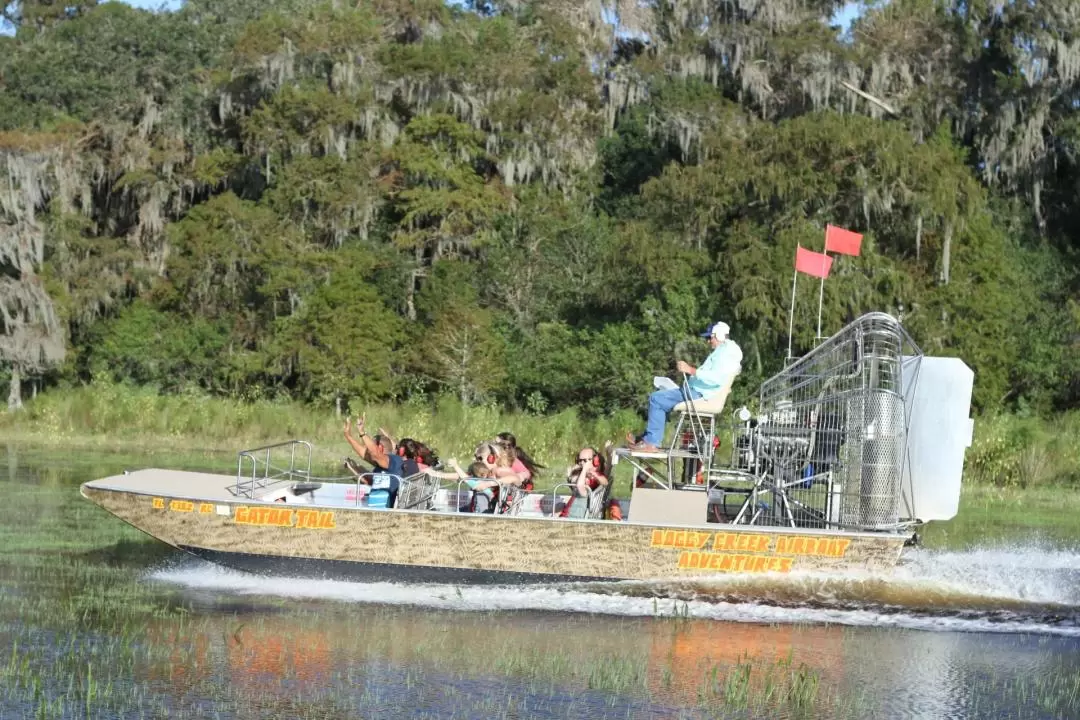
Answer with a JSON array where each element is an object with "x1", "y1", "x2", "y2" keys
[
  {"x1": 273, "y1": 258, "x2": 404, "y2": 403},
  {"x1": 0, "y1": 136, "x2": 71, "y2": 409},
  {"x1": 384, "y1": 114, "x2": 510, "y2": 318}
]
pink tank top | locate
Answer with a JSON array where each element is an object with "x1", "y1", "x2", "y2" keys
[{"x1": 511, "y1": 458, "x2": 531, "y2": 480}]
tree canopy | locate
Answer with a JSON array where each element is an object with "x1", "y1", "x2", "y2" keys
[{"x1": 1, "y1": 0, "x2": 1077, "y2": 414}]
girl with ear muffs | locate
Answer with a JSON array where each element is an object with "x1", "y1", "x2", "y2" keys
[
  {"x1": 473, "y1": 442, "x2": 526, "y2": 488},
  {"x1": 560, "y1": 447, "x2": 609, "y2": 519},
  {"x1": 494, "y1": 432, "x2": 543, "y2": 489}
]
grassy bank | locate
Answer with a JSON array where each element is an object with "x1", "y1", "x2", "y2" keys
[
  {"x1": 920, "y1": 484, "x2": 1080, "y2": 549},
  {"x1": 4, "y1": 382, "x2": 1080, "y2": 490},
  {"x1": 0, "y1": 381, "x2": 639, "y2": 473}
]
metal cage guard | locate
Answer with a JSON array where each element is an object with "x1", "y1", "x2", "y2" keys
[{"x1": 743, "y1": 312, "x2": 922, "y2": 531}]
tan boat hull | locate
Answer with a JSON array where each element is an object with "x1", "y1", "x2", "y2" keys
[{"x1": 81, "y1": 470, "x2": 906, "y2": 583}]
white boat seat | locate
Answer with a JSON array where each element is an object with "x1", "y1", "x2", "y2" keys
[{"x1": 672, "y1": 387, "x2": 731, "y2": 416}]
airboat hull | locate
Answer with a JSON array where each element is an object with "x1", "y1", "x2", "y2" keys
[{"x1": 81, "y1": 469, "x2": 908, "y2": 584}]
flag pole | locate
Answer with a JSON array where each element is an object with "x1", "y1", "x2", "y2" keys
[
  {"x1": 787, "y1": 268, "x2": 798, "y2": 362},
  {"x1": 816, "y1": 274, "x2": 825, "y2": 340},
  {"x1": 817, "y1": 226, "x2": 827, "y2": 340}
]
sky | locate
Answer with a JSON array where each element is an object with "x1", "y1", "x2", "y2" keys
[{"x1": 6, "y1": 1, "x2": 867, "y2": 32}]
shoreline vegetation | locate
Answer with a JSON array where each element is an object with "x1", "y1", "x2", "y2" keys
[
  {"x1": 2, "y1": 382, "x2": 1079, "y2": 550},
  {"x1": 4, "y1": 382, "x2": 1080, "y2": 486},
  {"x1": 2, "y1": 382, "x2": 1080, "y2": 487}
]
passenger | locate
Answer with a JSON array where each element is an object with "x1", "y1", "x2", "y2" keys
[
  {"x1": 560, "y1": 447, "x2": 609, "y2": 519},
  {"x1": 377, "y1": 424, "x2": 435, "y2": 473},
  {"x1": 494, "y1": 432, "x2": 543, "y2": 490},
  {"x1": 627, "y1": 321, "x2": 742, "y2": 453},
  {"x1": 394, "y1": 437, "x2": 424, "y2": 476},
  {"x1": 416, "y1": 441, "x2": 439, "y2": 470},
  {"x1": 421, "y1": 459, "x2": 497, "y2": 513},
  {"x1": 458, "y1": 460, "x2": 500, "y2": 513},
  {"x1": 342, "y1": 414, "x2": 404, "y2": 508},
  {"x1": 475, "y1": 441, "x2": 527, "y2": 488},
  {"x1": 343, "y1": 456, "x2": 371, "y2": 478}
]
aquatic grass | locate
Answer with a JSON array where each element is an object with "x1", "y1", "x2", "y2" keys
[
  {"x1": 920, "y1": 483, "x2": 1080, "y2": 549},
  {"x1": 2, "y1": 452, "x2": 1080, "y2": 720},
  {"x1": 0, "y1": 382, "x2": 639, "y2": 484}
]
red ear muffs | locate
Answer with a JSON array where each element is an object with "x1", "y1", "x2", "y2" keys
[
  {"x1": 398, "y1": 447, "x2": 406, "y2": 457},
  {"x1": 592, "y1": 454, "x2": 601, "y2": 469},
  {"x1": 487, "y1": 453, "x2": 497, "y2": 465}
]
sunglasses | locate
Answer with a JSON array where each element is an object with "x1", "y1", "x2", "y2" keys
[{"x1": 577, "y1": 456, "x2": 592, "y2": 463}]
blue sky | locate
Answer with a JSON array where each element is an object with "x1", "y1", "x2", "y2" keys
[{"x1": 6, "y1": 1, "x2": 865, "y2": 38}]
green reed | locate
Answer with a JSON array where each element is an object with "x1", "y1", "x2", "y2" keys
[{"x1": 0, "y1": 380, "x2": 637, "y2": 476}]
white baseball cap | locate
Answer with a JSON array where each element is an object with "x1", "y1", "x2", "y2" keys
[{"x1": 700, "y1": 321, "x2": 730, "y2": 339}]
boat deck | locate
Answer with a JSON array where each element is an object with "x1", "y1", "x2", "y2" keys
[
  {"x1": 83, "y1": 469, "x2": 583, "y2": 519},
  {"x1": 85, "y1": 469, "x2": 243, "y2": 502}
]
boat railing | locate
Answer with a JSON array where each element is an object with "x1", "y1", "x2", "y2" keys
[
  {"x1": 548, "y1": 482, "x2": 610, "y2": 519},
  {"x1": 396, "y1": 472, "x2": 442, "y2": 510},
  {"x1": 495, "y1": 484, "x2": 528, "y2": 515},
  {"x1": 235, "y1": 440, "x2": 313, "y2": 498},
  {"x1": 354, "y1": 471, "x2": 404, "y2": 507},
  {"x1": 455, "y1": 478, "x2": 476, "y2": 512}
]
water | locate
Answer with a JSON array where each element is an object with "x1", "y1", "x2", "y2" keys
[{"x1": 1, "y1": 449, "x2": 1079, "y2": 719}]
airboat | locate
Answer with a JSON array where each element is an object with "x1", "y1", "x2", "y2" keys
[{"x1": 81, "y1": 313, "x2": 974, "y2": 584}]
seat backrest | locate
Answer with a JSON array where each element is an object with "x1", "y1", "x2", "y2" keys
[
  {"x1": 496, "y1": 485, "x2": 527, "y2": 516},
  {"x1": 396, "y1": 472, "x2": 440, "y2": 510},
  {"x1": 585, "y1": 483, "x2": 611, "y2": 519}
]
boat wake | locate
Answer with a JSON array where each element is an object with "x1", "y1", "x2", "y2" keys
[{"x1": 150, "y1": 543, "x2": 1080, "y2": 637}]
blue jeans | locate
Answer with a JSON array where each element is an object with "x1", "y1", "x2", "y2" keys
[{"x1": 643, "y1": 387, "x2": 702, "y2": 446}]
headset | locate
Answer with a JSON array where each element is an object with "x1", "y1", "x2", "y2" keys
[
  {"x1": 579, "y1": 448, "x2": 603, "y2": 471},
  {"x1": 476, "y1": 443, "x2": 498, "y2": 466},
  {"x1": 397, "y1": 438, "x2": 420, "y2": 459}
]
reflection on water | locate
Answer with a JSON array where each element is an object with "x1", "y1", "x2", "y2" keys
[{"x1": 2, "y1": 448, "x2": 1080, "y2": 719}]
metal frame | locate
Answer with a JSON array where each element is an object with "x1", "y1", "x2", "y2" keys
[
  {"x1": 614, "y1": 313, "x2": 924, "y2": 533},
  {"x1": 235, "y1": 440, "x2": 312, "y2": 498}
]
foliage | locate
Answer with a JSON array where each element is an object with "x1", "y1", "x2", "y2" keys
[{"x1": 0, "y1": 0, "x2": 1078, "y2": 424}]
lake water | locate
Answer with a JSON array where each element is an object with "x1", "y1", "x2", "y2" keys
[{"x1": 1, "y1": 448, "x2": 1079, "y2": 718}]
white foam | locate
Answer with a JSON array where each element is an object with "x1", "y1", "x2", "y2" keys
[
  {"x1": 149, "y1": 542, "x2": 1080, "y2": 638},
  {"x1": 895, "y1": 543, "x2": 1080, "y2": 604}
]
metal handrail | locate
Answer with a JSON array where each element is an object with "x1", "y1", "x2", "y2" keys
[
  {"x1": 549, "y1": 482, "x2": 578, "y2": 518},
  {"x1": 455, "y1": 477, "x2": 498, "y2": 513},
  {"x1": 550, "y1": 480, "x2": 608, "y2": 519},
  {"x1": 235, "y1": 440, "x2": 312, "y2": 499},
  {"x1": 493, "y1": 482, "x2": 522, "y2": 515},
  {"x1": 356, "y1": 471, "x2": 404, "y2": 508}
]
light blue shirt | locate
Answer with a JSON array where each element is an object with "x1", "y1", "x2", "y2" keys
[{"x1": 688, "y1": 339, "x2": 742, "y2": 398}]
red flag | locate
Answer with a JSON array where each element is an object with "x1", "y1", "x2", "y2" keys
[
  {"x1": 795, "y1": 245, "x2": 832, "y2": 278},
  {"x1": 825, "y1": 224, "x2": 863, "y2": 256}
]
